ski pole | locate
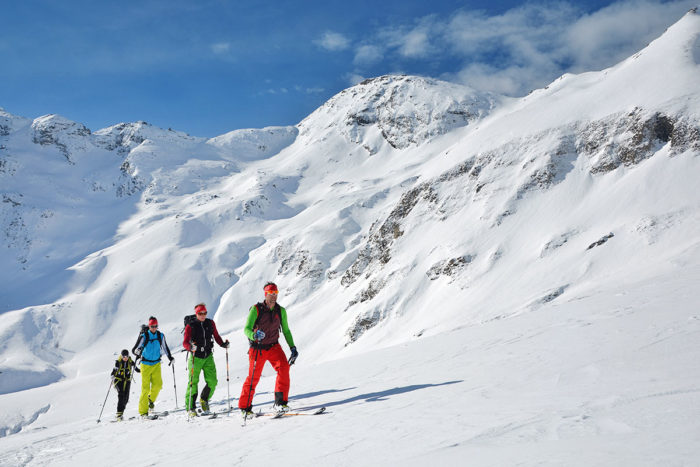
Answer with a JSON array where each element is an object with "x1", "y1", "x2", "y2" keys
[
  {"x1": 172, "y1": 360, "x2": 178, "y2": 409},
  {"x1": 97, "y1": 377, "x2": 114, "y2": 423},
  {"x1": 243, "y1": 347, "x2": 259, "y2": 425},
  {"x1": 187, "y1": 349, "x2": 195, "y2": 419},
  {"x1": 225, "y1": 346, "x2": 231, "y2": 414}
]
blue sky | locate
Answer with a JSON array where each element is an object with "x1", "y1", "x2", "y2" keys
[{"x1": 0, "y1": 0, "x2": 694, "y2": 137}]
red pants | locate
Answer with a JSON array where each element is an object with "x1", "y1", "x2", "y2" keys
[{"x1": 238, "y1": 344, "x2": 290, "y2": 409}]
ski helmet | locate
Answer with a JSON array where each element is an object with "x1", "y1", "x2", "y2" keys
[{"x1": 121, "y1": 349, "x2": 129, "y2": 357}]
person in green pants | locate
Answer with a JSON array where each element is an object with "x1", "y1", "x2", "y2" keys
[{"x1": 183, "y1": 303, "x2": 229, "y2": 416}]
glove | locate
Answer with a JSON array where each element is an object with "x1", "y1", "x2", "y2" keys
[
  {"x1": 253, "y1": 330, "x2": 265, "y2": 341},
  {"x1": 133, "y1": 348, "x2": 142, "y2": 357},
  {"x1": 168, "y1": 356, "x2": 174, "y2": 366},
  {"x1": 223, "y1": 339, "x2": 230, "y2": 349},
  {"x1": 288, "y1": 346, "x2": 298, "y2": 365}
]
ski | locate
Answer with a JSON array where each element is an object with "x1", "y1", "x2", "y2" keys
[
  {"x1": 110, "y1": 416, "x2": 136, "y2": 423},
  {"x1": 150, "y1": 410, "x2": 169, "y2": 417},
  {"x1": 271, "y1": 407, "x2": 327, "y2": 419}
]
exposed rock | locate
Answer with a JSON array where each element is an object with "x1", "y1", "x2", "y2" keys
[
  {"x1": 275, "y1": 245, "x2": 324, "y2": 282},
  {"x1": 116, "y1": 160, "x2": 146, "y2": 197},
  {"x1": 587, "y1": 232, "x2": 615, "y2": 250},
  {"x1": 528, "y1": 285, "x2": 569, "y2": 310},
  {"x1": 540, "y1": 231, "x2": 578, "y2": 258},
  {"x1": 31, "y1": 114, "x2": 91, "y2": 164},
  {"x1": 581, "y1": 109, "x2": 678, "y2": 173},
  {"x1": 426, "y1": 255, "x2": 474, "y2": 281},
  {"x1": 341, "y1": 183, "x2": 437, "y2": 286},
  {"x1": 346, "y1": 309, "x2": 383, "y2": 344},
  {"x1": 346, "y1": 278, "x2": 387, "y2": 310}
]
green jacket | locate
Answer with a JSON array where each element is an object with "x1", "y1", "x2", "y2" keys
[{"x1": 243, "y1": 301, "x2": 295, "y2": 348}]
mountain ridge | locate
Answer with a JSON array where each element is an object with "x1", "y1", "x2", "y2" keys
[{"x1": 0, "y1": 8, "x2": 698, "y2": 400}]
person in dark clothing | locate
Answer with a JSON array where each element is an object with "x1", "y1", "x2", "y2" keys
[
  {"x1": 183, "y1": 303, "x2": 229, "y2": 416},
  {"x1": 238, "y1": 282, "x2": 298, "y2": 419},
  {"x1": 111, "y1": 349, "x2": 140, "y2": 421}
]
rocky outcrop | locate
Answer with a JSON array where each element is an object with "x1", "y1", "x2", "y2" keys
[
  {"x1": 31, "y1": 114, "x2": 91, "y2": 164},
  {"x1": 300, "y1": 75, "x2": 502, "y2": 151},
  {"x1": 426, "y1": 255, "x2": 475, "y2": 281},
  {"x1": 580, "y1": 109, "x2": 694, "y2": 173},
  {"x1": 341, "y1": 182, "x2": 438, "y2": 286}
]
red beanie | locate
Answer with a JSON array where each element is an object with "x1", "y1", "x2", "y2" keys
[
  {"x1": 264, "y1": 283, "x2": 278, "y2": 295},
  {"x1": 148, "y1": 317, "x2": 158, "y2": 326},
  {"x1": 194, "y1": 304, "x2": 207, "y2": 314}
]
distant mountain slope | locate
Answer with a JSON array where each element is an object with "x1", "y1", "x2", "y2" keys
[{"x1": 0, "y1": 9, "x2": 698, "y2": 403}]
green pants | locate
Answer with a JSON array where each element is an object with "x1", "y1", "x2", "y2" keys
[
  {"x1": 139, "y1": 362, "x2": 163, "y2": 415},
  {"x1": 185, "y1": 353, "x2": 218, "y2": 410}
]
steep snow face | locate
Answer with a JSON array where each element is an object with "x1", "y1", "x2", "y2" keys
[
  {"x1": 207, "y1": 126, "x2": 298, "y2": 161},
  {"x1": 298, "y1": 75, "x2": 503, "y2": 152}
]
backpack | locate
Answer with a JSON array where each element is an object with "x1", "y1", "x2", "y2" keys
[
  {"x1": 183, "y1": 314, "x2": 197, "y2": 332},
  {"x1": 253, "y1": 303, "x2": 282, "y2": 330},
  {"x1": 131, "y1": 324, "x2": 163, "y2": 355}
]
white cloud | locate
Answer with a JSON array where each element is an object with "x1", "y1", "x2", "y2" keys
[
  {"x1": 211, "y1": 42, "x2": 231, "y2": 55},
  {"x1": 398, "y1": 27, "x2": 432, "y2": 58},
  {"x1": 565, "y1": 0, "x2": 697, "y2": 71},
  {"x1": 442, "y1": 0, "x2": 695, "y2": 95},
  {"x1": 327, "y1": 1, "x2": 695, "y2": 96},
  {"x1": 353, "y1": 45, "x2": 384, "y2": 66},
  {"x1": 346, "y1": 72, "x2": 366, "y2": 86},
  {"x1": 316, "y1": 31, "x2": 351, "y2": 51},
  {"x1": 375, "y1": 17, "x2": 440, "y2": 60}
]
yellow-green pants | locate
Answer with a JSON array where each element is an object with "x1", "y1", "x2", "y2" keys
[{"x1": 138, "y1": 362, "x2": 163, "y2": 415}]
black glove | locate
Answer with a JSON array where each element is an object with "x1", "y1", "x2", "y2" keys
[
  {"x1": 223, "y1": 339, "x2": 230, "y2": 349},
  {"x1": 288, "y1": 346, "x2": 298, "y2": 366}
]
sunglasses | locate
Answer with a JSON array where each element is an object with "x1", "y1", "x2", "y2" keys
[
  {"x1": 196, "y1": 312, "x2": 207, "y2": 316},
  {"x1": 149, "y1": 325, "x2": 158, "y2": 328}
]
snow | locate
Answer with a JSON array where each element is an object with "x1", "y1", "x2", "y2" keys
[{"x1": 1, "y1": 8, "x2": 700, "y2": 466}]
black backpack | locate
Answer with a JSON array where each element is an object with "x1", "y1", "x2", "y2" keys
[
  {"x1": 131, "y1": 324, "x2": 163, "y2": 355},
  {"x1": 183, "y1": 314, "x2": 197, "y2": 332}
]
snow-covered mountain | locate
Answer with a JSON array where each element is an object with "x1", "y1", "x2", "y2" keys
[{"x1": 1, "y1": 9, "x2": 699, "y2": 466}]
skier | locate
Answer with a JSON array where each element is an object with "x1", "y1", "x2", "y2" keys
[
  {"x1": 182, "y1": 303, "x2": 229, "y2": 416},
  {"x1": 238, "y1": 282, "x2": 298, "y2": 419},
  {"x1": 133, "y1": 316, "x2": 174, "y2": 418},
  {"x1": 110, "y1": 349, "x2": 140, "y2": 421}
]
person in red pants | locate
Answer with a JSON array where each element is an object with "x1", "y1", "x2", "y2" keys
[{"x1": 239, "y1": 282, "x2": 298, "y2": 419}]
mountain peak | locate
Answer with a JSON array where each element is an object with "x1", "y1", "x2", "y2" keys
[{"x1": 299, "y1": 74, "x2": 503, "y2": 151}]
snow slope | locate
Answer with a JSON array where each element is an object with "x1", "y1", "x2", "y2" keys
[{"x1": 0, "y1": 8, "x2": 699, "y2": 466}]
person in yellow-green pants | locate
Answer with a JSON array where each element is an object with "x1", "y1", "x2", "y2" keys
[{"x1": 133, "y1": 316, "x2": 174, "y2": 417}]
